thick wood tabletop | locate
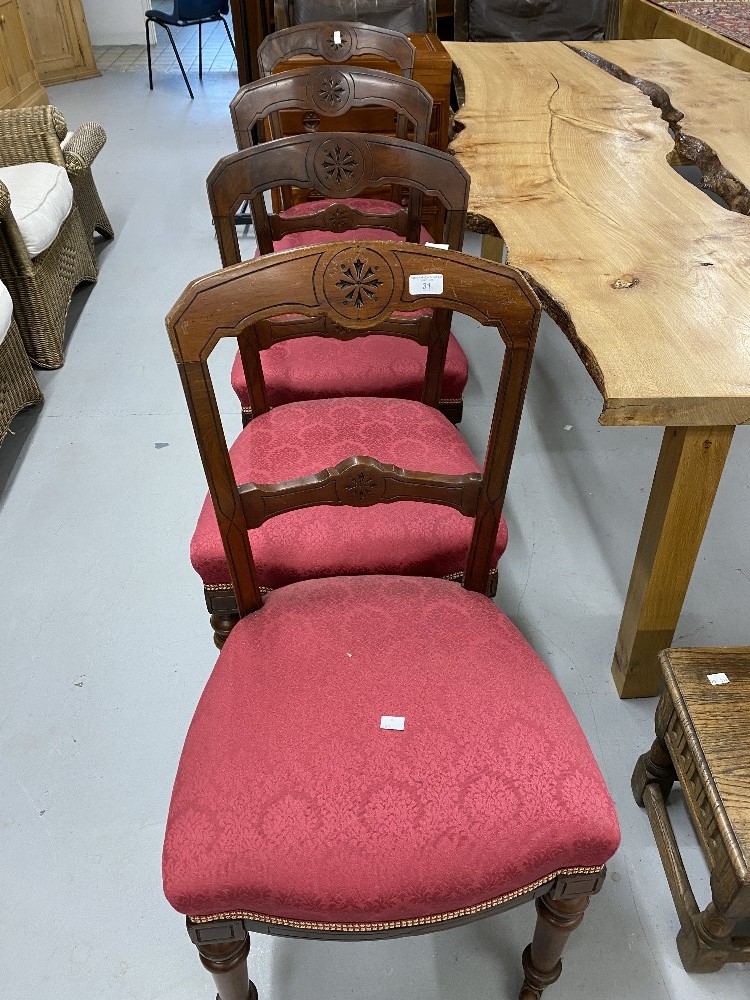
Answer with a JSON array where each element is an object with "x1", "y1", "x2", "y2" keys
[
  {"x1": 572, "y1": 38, "x2": 750, "y2": 213},
  {"x1": 445, "y1": 40, "x2": 750, "y2": 427},
  {"x1": 618, "y1": 0, "x2": 750, "y2": 72}
]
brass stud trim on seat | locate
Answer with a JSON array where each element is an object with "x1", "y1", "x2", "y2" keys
[{"x1": 188, "y1": 866, "x2": 605, "y2": 933}]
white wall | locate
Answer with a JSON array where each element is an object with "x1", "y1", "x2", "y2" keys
[{"x1": 82, "y1": 0, "x2": 151, "y2": 46}]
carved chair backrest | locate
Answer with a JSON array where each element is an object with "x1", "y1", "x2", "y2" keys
[
  {"x1": 273, "y1": 0, "x2": 436, "y2": 33},
  {"x1": 231, "y1": 66, "x2": 433, "y2": 151},
  {"x1": 167, "y1": 241, "x2": 541, "y2": 617},
  {"x1": 258, "y1": 21, "x2": 416, "y2": 77},
  {"x1": 207, "y1": 133, "x2": 470, "y2": 418},
  {"x1": 207, "y1": 131, "x2": 468, "y2": 262}
]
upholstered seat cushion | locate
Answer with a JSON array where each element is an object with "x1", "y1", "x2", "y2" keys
[
  {"x1": 0, "y1": 163, "x2": 73, "y2": 258},
  {"x1": 163, "y1": 575, "x2": 621, "y2": 924},
  {"x1": 191, "y1": 397, "x2": 506, "y2": 590},
  {"x1": 231, "y1": 198, "x2": 469, "y2": 409},
  {"x1": 0, "y1": 281, "x2": 12, "y2": 346}
]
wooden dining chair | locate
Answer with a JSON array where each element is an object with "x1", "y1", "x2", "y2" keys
[
  {"x1": 230, "y1": 64, "x2": 434, "y2": 150},
  {"x1": 209, "y1": 130, "x2": 469, "y2": 426},
  {"x1": 258, "y1": 20, "x2": 416, "y2": 77},
  {"x1": 197, "y1": 137, "x2": 475, "y2": 643},
  {"x1": 163, "y1": 240, "x2": 620, "y2": 1000}
]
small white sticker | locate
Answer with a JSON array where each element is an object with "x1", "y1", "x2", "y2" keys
[
  {"x1": 564, "y1": 424, "x2": 573, "y2": 431},
  {"x1": 333, "y1": 29, "x2": 342, "y2": 44},
  {"x1": 380, "y1": 715, "x2": 405, "y2": 731},
  {"x1": 409, "y1": 273, "x2": 443, "y2": 295},
  {"x1": 707, "y1": 672, "x2": 730, "y2": 686},
  {"x1": 425, "y1": 242, "x2": 449, "y2": 250}
]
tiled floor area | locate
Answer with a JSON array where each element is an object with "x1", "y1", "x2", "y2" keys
[
  {"x1": 2, "y1": 43, "x2": 750, "y2": 1000},
  {"x1": 94, "y1": 10, "x2": 236, "y2": 76}
]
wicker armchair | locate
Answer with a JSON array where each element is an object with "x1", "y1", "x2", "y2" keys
[
  {"x1": 0, "y1": 282, "x2": 42, "y2": 444},
  {"x1": 0, "y1": 106, "x2": 111, "y2": 368}
]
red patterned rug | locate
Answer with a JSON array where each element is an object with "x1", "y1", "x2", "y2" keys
[{"x1": 654, "y1": 1, "x2": 750, "y2": 49}]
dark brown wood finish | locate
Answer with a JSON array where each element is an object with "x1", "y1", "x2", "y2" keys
[
  {"x1": 207, "y1": 132, "x2": 469, "y2": 434},
  {"x1": 239, "y1": 455, "x2": 482, "y2": 527},
  {"x1": 633, "y1": 647, "x2": 750, "y2": 971},
  {"x1": 258, "y1": 20, "x2": 416, "y2": 77},
  {"x1": 207, "y1": 131, "x2": 468, "y2": 260},
  {"x1": 167, "y1": 241, "x2": 540, "y2": 618},
  {"x1": 231, "y1": 65, "x2": 433, "y2": 150}
]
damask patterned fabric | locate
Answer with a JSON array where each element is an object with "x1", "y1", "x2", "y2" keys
[
  {"x1": 163, "y1": 575, "x2": 620, "y2": 922},
  {"x1": 231, "y1": 198, "x2": 469, "y2": 409},
  {"x1": 191, "y1": 397, "x2": 507, "y2": 588}
]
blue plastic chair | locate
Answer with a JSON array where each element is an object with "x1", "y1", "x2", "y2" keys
[{"x1": 145, "y1": 1, "x2": 237, "y2": 99}]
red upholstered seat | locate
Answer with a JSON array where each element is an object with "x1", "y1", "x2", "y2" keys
[
  {"x1": 191, "y1": 397, "x2": 507, "y2": 590},
  {"x1": 163, "y1": 575, "x2": 621, "y2": 925},
  {"x1": 231, "y1": 198, "x2": 469, "y2": 411}
]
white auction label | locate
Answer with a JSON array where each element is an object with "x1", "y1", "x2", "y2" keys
[
  {"x1": 707, "y1": 672, "x2": 730, "y2": 686},
  {"x1": 380, "y1": 715, "x2": 405, "y2": 731},
  {"x1": 333, "y1": 29, "x2": 342, "y2": 44},
  {"x1": 409, "y1": 273, "x2": 444, "y2": 295},
  {"x1": 425, "y1": 242, "x2": 449, "y2": 250}
]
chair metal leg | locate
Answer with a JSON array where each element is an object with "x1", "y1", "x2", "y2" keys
[
  {"x1": 220, "y1": 15, "x2": 237, "y2": 57},
  {"x1": 146, "y1": 20, "x2": 153, "y2": 90},
  {"x1": 163, "y1": 23, "x2": 193, "y2": 99},
  {"x1": 198, "y1": 21, "x2": 203, "y2": 80}
]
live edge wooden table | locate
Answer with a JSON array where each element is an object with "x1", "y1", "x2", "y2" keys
[{"x1": 444, "y1": 39, "x2": 750, "y2": 699}]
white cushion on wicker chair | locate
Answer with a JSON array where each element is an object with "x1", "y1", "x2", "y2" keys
[
  {"x1": 0, "y1": 281, "x2": 13, "y2": 347},
  {"x1": 0, "y1": 163, "x2": 73, "y2": 258}
]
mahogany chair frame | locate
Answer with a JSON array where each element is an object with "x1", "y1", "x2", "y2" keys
[
  {"x1": 273, "y1": 0, "x2": 437, "y2": 33},
  {"x1": 167, "y1": 240, "x2": 607, "y2": 1000},
  {"x1": 208, "y1": 131, "x2": 469, "y2": 417},
  {"x1": 258, "y1": 20, "x2": 417, "y2": 77},
  {"x1": 230, "y1": 65, "x2": 434, "y2": 151}
]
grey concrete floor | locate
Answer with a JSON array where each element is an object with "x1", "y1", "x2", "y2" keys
[{"x1": 1, "y1": 67, "x2": 749, "y2": 1000}]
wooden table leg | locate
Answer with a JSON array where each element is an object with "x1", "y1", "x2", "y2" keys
[
  {"x1": 612, "y1": 425, "x2": 734, "y2": 698},
  {"x1": 480, "y1": 233, "x2": 507, "y2": 264}
]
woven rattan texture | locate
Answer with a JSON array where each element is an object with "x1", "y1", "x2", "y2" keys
[
  {"x1": 0, "y1": 107, "x2": 109, "y2": 368},
  {"x1": 0, "y1": 317, "x2": 42, "y2": 442}
]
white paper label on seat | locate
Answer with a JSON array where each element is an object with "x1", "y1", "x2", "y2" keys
[
  {"x1": 425, "y1": 242, "x2": 449, "y2": 250},
  {"x1": 409, "y1": 273, "x2": 443, "y2": 295},
  {"x1": 333, "y1": 30, "x2": 342, "y2": 44},
  {"x1": 380, "y1": 715, "x2": 405, "y2": 730},
  {"x1": 707, "y1": 672, "x2": 730, "y2": 686}
]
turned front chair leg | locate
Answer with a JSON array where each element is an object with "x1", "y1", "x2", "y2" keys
[
  {"x1": 519, "y1": 891, "x2": 591, "y2": 1000},
  {"x1": 196, "y1": 933, "x2": 258, "y2": 1000}
]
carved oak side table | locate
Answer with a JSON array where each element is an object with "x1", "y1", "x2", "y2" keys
[{"x1": 632, "y1": 647, "x2": 750, "y2": 971}]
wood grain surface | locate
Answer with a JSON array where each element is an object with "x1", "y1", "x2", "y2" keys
[
  {"x1": 573, "y1": 38, "x2": 750, "y2": 213},
  {"x1": 662, "y1": 647, "x2": 750, "y2": 875},
  {"x1": 446, "y1": 40, "x2": 750, "y2": 427},
  {"x1": 618, "y1": 0, "x2": 750, "y2": 72}
]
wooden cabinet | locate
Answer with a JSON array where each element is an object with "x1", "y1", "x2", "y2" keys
[
  {"x1": 0, "y1": 0, "x2": 48, "y2": 110},
  {"x1": 18, "y1": 0, "x2": 98, "y2": 86}
]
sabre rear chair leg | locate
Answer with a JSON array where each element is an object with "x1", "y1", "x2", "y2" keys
[
  {"x1": 194, "y1": 926, "x2": 258, "y2": 1000},
  {"x1": 519, "y1": 890, "x2": 592, "y2": 1000}
]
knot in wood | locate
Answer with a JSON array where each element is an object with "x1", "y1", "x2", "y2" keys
[{"x1": 611, "y1": 274, "x2": 639, "y2": 290}]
